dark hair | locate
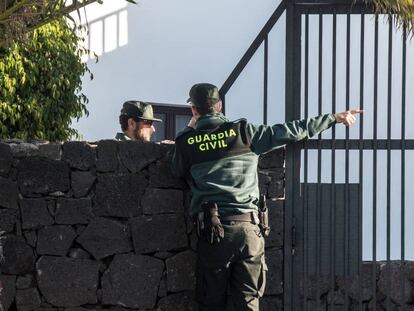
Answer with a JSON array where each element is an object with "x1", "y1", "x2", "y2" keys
[
  {"x1": 195, "y1": 101, "x2": 219, "y2": 116},
  {"x1": 119, "y1": 114, "x2": 129, "y2": 131}
]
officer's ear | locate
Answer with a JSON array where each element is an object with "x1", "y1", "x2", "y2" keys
[
  {"x1": 215, "y1": 101, "x2": 223, "y2": 112},
  {"x1": 191, "y1": 105, "x2": 200, "y2": 117}
]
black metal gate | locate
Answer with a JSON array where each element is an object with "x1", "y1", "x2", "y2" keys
[{"x1": 221, "y1": 0, "x2": 414, "y2": 310}]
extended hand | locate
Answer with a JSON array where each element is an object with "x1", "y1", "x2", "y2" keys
[{"x1": 334, "y1": 109, "x2": 365, "y2": 126}]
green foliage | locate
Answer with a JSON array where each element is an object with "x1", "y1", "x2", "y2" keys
[{"x1": 0, "y1": 17, "x2": 89, "y2": 141}]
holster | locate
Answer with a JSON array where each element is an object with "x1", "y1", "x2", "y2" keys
[
  {"x1": 258, "y1": 195, "x2": 271, "y2": 237},
  {"x1": 197, "y1": 202, "x2": 225, "y2": 244}
]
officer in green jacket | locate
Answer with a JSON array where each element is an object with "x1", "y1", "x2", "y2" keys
[{"x1": 171, "y1": 83, "x2": 363, "y2": 311}]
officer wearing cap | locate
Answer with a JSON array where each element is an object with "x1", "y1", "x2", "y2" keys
[
  {"x1": 171, "y1": 83, "x2": 363, "y2": 311},
  {"x1": 116, "y1": 100, "x2": 162, "y2": 142}
]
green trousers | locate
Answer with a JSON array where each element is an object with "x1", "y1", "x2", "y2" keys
[{"x1": 196, "y1": 222, "x2": 267, "y2": 311}]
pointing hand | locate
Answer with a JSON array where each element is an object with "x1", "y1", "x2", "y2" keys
[{"x1": 334, "y1": 109, "x2": 365, "y2": 126}]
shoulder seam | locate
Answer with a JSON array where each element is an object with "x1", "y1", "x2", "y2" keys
[{"x1": 231, "y1": 118, "x2": 247, "y2": 123}]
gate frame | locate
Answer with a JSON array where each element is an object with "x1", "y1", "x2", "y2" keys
[
  {"x1": 285, "y1": 1, "x2": 376, "y2": 309},
  {"x1": 219, "y1": 0, "x2": 398, "y2": 309}
]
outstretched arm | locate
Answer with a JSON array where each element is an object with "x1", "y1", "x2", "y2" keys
[{"x1": 248, "y1": 109, "x2": 364, "y2": 154}]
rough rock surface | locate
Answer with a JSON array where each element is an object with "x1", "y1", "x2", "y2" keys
[
  {"x1": 0, "y1": 177, "x2": 18, "y2": 209},
  {"x1": 101, "y1": 254, "x2": 164, "y2": 309},
  {"x1": 37, "y1": 225, "x2": 77, "y2": 256},
  {"x1": 348, "y1": 262, "x2": 380, "y2": 302},
  {"x1": 158, "y1": 273, "x2": 168, "y2": 298},
  {"x1": 94, "y1": 173, "x2": 147, "y2": 217},
  {"x1": 259, "y1": 296, "x2": 283, "y2": 311},
  {"x1": 0, "y1": 208, "x2": 18, "y2": 232},
  {"x1": 130, "y1": 214, "x2": 187, "y2": 253},
  {"x1": 118, "y1": 141, "x2": 164, "y2": 173},
  {"x1": 62, "y1": 142, "x2": 95, "y2": 170},
  {"x1": 0, "y1": 142, "x2": 12, "y2": 175},
  {"x1": 55, "y1": 198, "x2": 93, "y2": 224},
  {"x1": 16, "y1": 274, "x2": 34, "y2": 289},
  {"x1": 157, "y1": 292, "x2": 197, "y2": 311},
  {"x1": 38, "y1": 144, "x2": 61, "y2": 160},
  {"x1": 96, "y1": 140, "x2": 118, "y2": 172},
  {"x1": 0, "y1": 235, "x2": 35, "y2": 275},
  {"x1": 36, "y1": 256, "x2": 100, "y2": 307},
  {"x1": 71, "y1": 172, "x2": 96, "y2": 198},
  {"x1": 258, "y1": 172, "x2": 271, "y2": 196},
  {"x1": 68, "y1": 248, "x2": 91, "y2": 259},
  {"x1": 17, "y1": 157, "x2": 70, "y2": 195},
  {"x1": 23, "y1": 230, "x2": 37, "y2": 248},
  {"x1": 264, "y1": 248, "x2": 283, "y2": 295},
  {"x1": 259, "y1": 149, "x2": 284, "y2": 169},
  {"x1": 265, "y1": 199, "x2": 283, "y2": 248},
  {"x1": 378, "y1": 262, "x2": 412, "y2": 304},
  {"x1": 268, "y1": 178, "x2": 284, "y2": 199},
  {"x1": 148, "y1": 161, "x2": 187, "y2": 189},
  {"x1": 20, "y1": 198, "x2": 54, "y2": 229},
  {"x1": 166, "y1": 250, "x2": 196, "y2": 292},
  {"x1": 300, "y1": 274, "x2": 331, "y2": 299},
  {"x1": 76, "y1": 218, "x2": 132, "y2": 259},
  {"x1": 0, "y1": 275, "x2": 16, "y2": 311},
  {"x1": 10, "y1": 143, "x2": 39, "y2": 158},
  {"x1": 16, "y1": 288, "x2": 41, "y2": 311},
  {"x1": 141, "y1": 188, "x2": 184, "y2": 214}
]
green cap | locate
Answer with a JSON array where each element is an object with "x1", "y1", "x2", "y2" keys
[
  {"x1": 121, "y1": 101, "x2": 162, "y2": 122},
  {"x1": 187, "y1": 83, "x2": 221, "y2": 107}
]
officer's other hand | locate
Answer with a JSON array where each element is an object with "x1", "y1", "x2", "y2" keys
[{"x1": 334, "y1": 109, "x2": 365, "y2": 126}]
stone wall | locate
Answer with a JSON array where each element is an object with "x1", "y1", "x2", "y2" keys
[
  {"x1": 0, "y1": 140, "x2": 285, "y2": 311},
  {"x1": 301, "y1": 262, "x2": 414, "y2": 310}
]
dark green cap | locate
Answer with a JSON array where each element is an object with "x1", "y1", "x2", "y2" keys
[
  {"x1": 121, "y1": 101, "x2": 162, "y2": 122},
  {"x1": 186, "y1": 83, "x2": 221, "y2": 107}
]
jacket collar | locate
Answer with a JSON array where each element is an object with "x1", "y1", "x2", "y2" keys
[
  {"x1": 115, "y1": 132, "x2": 131, "y2": 141},
  {"x1": 195, "y1": 112, "x2": 228, "y2": 130}
]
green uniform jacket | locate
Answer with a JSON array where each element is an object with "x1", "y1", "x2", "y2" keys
[{"x1": 171, "y1": 112, "x2": 336, "y2": 216}]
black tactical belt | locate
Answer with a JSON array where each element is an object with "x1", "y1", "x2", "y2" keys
[{"x1": 220, "y1": 212, "x2": 260, "y2": 224}]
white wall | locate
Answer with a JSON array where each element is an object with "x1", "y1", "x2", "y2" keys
[{"x1": 71, "y1": 0, "x2": 282, "y2": 141}]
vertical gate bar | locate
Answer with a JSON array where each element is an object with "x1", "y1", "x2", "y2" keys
[
  {"x1": 400, "y1": 23, "x2": 407, "y2": 311},
  {"x1": 303, "y1": 13, "x2": 309, "y2": 311},
  {"x1": 386, "y1": 15, "x2": 393, "y2": 311},
  {"x1": 344, "y1": 12, "x2": 351, "y2": 311},
  {"x1": 285, "y1": 3, "x2": 302, "y2": 310},
  {"x1": 329, "y1": 11, "x2": 337, "y2": 311},
  {"x1": 316, "y1": 12, "x2": 323, "y2": 311},
  {"x1": 358, "y1": 11, "x2": 365, "y2": 311},
  {"x1": 372, "y1": 14, "x2": 379, "y2": 311},
  {"x1": 264, "y1": 34, "x2": 269, "y2": 125}
]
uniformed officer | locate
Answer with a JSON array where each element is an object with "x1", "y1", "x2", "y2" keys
[
  {"x1": 115, "y1": 100, "x2": 162, "y2": 142},
  {"x1": 171, "y1": 83, "x2": 363, "y2": 311}
]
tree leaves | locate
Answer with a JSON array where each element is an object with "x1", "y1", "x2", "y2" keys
[{"x1": 0, "y1": 17, "x2": 89, "y2": 141}]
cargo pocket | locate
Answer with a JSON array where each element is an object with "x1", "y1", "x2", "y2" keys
[{"x1": 257, "y1": 256, "x2": 268, "y2": 297}]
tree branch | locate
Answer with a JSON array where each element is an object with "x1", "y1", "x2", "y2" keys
[{"x1": 0, "y1": 0, "x2": 33, "y2": 21}]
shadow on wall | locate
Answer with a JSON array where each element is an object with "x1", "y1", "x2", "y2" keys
[{"x1": 82, "y1": 8, "x2": 129, "y2": 61}]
